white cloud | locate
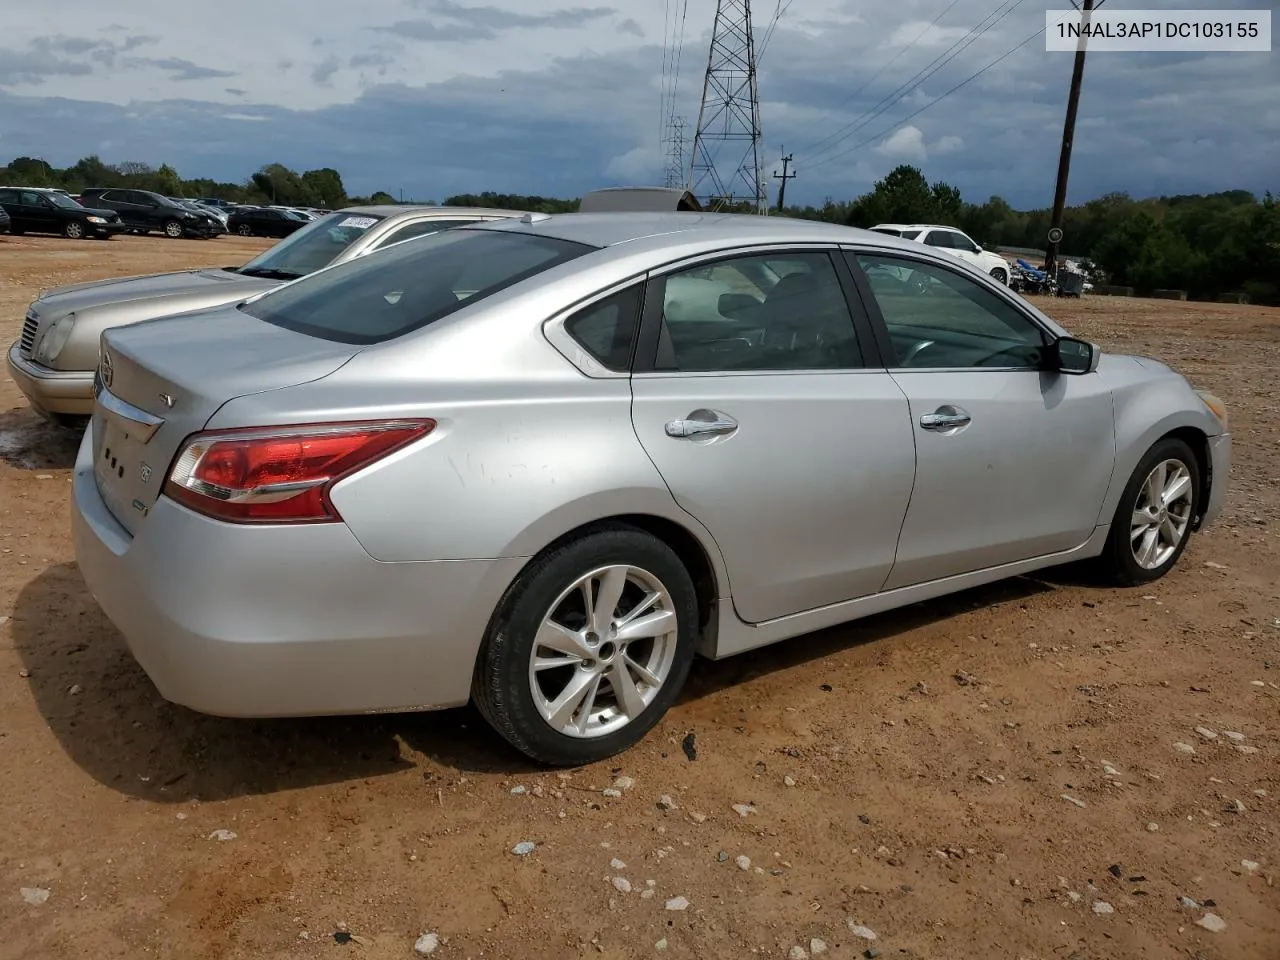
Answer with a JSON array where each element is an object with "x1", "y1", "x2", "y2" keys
[{"x1": 874, "y1": 125, "x2": 928, "y2": 162}]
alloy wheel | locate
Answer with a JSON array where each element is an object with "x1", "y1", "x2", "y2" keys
[
  {"x1": 165, "y1": 221, "x2": 184, "y2": 238},
  {"x1": 528, "y1": 564, "x2": 678, "y2": 738},
  {"x1": 1130, "y1": 458, "x2": 1193, "y2": 569},
  {"x1": 66, "y1": 222, "x2": 84, "y2": 239}
]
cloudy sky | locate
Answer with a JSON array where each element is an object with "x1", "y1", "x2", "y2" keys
[{"x1": 1, "y1": 0, "x2": 1275, "y2": 208}]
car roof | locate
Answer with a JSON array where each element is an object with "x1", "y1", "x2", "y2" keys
[
  {"x1": 471, "y1": 211, "x2": 917, "y2": 251},
  {"x1": 0, "y1": 185, "x2": 67, "y2": 193},
  {"x1": 337, "y1": 204, "x2": 527, "y2": 219}
]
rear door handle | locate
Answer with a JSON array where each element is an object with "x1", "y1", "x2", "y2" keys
[
  {"x1": 665, "y1": 411, "x2": 738, "y2": 439},
  {"x1": 920, "y1": 409, "x2": 971, "y2": 431}
]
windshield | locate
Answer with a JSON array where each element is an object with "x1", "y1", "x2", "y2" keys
[
  {"x1": 237, "y1": 211, "x2": 387, "y2": 278},
  {"x1": 240, "y1": 228, "x2": 595, "y2": 344}
]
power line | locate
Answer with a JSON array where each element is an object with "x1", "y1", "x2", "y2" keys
[
  {"x1": 804, "y1": 0, "x2": 1028, "y2": 165},
  {"x1": 757, "y1": 0, "x2": 794, "y2": 61},
  {"x1": 798, "y1": 0, "x2": 965, "y2": 155},
  {"x1": 659, "y1": 0, "x2": 673, "y2": 150},
  {"x1": 805, "y1": 20, "x2": 1047, "y2": 173}
]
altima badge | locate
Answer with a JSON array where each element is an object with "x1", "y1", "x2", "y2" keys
[{"x1": 159, "y1": 392, "x2": 175, "y2": 408}]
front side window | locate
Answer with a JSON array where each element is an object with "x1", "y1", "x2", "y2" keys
[
  {"x1": 373, "y1": 218, "x2": 477, "y2": 250},
  {"x1": 240, "y1": 228, "x2": 594, "y2": 344},
  {"x1": 653, "y1": 251, "x2": 863, "y2": 373},
  {"x1": 853, "y1": 253, "x2": 1047, "y2": 369},
  {"x1": 47, "y1": 192, "x2": 83, "y2": 210}
]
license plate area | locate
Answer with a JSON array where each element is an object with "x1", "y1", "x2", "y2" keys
[{"x1": 93, "y1": 416, "x2": 157, "y2": 529}]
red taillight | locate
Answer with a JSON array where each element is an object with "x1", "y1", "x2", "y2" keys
[{"x1": 163, "y1": 420, "x2": 434, "y2": 523}]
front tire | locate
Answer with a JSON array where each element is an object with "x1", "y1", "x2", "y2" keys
[
  {"x1": 64, "y1": 221, "x2": 85, "y2": 240},
  {"x1": 989, "y1": 267, "x2": 1008, "y2": 285},
  {"x1": 473, "y1": 526, "x2": 699, "y2": 766},
  {"x1": 1095, "y1": 437, "x2": 1201, "y2": 586},
  {"x1": 237, "y1": 224, "x2": 253, "y2": 237},
  {"x1": 163, "y1": 219, "x2": 184, "y2": 239}
]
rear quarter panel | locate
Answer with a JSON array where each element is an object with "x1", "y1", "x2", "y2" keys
[{"x1": 205, "y1": 297, "x2": 730, "y2": 585}]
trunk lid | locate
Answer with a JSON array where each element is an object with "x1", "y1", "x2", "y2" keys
[{"x1": 92, "y1": 305, "x2": 359, "y2": 534}]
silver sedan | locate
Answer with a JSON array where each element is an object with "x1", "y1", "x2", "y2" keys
[{"x1": 71, "y1": 212, "x2": 1231, "y2": 765}]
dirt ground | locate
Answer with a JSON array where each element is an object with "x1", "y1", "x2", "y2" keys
[{"x1": 1, "y1": 234, "x2": 1276, "y2": 960}]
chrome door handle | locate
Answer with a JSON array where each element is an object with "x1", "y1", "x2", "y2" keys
[
  {"x1": 920, "y1": 411, "x2": 971, "y2": 431},
  {"x1": 665, "y1": 414, "x2": 738, "y2": 439}
]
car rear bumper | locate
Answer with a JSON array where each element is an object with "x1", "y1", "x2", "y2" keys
[
  {"x1": 71, "y1": 429, "x2": 527, "y2": 718},
  {"x1": 6, "y1": 341, "x2": 95, "y2": 416},
  {"x1": 1201, "y1": 432, "x2": 1230, "y2": 529}
]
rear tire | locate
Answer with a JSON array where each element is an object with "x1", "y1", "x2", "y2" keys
[
  {"x1": 472, "y1": 526, "x2": 699, "y2": 766},
  {"x1": 237, "y1": 224, "x2": 253, "y2": 237},
  {"x1": 1095, "y1": 437, "x2": 1201, "y2": 586}
]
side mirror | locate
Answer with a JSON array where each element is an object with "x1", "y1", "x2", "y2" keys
[{"x1": 1050, "y1": 336, "x2": 1098, "y2": 375}]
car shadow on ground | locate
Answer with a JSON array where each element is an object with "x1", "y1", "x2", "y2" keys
[
  {"x1": 0, "y1": 408, "x2": 83, "y2": 469},
  {"x1": 12, "y1": 561, "x2": 1054, "y2": 803}
]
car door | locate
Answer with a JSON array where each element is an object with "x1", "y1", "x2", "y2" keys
[
  {"x1": 96, "y1": 191, "x2": 135, "y2": 228},
  {"x1": 942, "y1": 230, "x2": 985, "y2": 270},
  {"x1": 20, "y1": 191, "x2": 58, "y2": 234},
  {"x1": 845, "y1": 249, "x2": 1115, "y2": 589},
  {"x1": 922, "y1": 229, "x2": 967, "y2": 266},
  {"x1": 629, "y1": 247, "x2": 917, "y2": 624}
]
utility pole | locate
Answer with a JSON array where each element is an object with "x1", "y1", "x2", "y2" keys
[
  {"x1": 1043, "y1": 0, "x2": 1101, "y2": 277},
  {"x1": 773, "y1": 151, "x2": 795, "y2": 212},
  {"x1": 688, "y1": 0, "x2": 767, "y2": 214}
]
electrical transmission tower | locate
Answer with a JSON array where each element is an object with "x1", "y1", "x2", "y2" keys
[
  {"x1": 663, "y1": 116, "x2": 688, "y2": 188},
  {"x1": 688, "y1": 0, "x2": 767, "y2": 214}
]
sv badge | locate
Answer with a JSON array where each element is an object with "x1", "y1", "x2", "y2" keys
[{"x1": 139, "y1": 462, "x2": 153, "y2": 485}]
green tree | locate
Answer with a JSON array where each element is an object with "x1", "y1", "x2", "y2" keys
[{"x1": 301, "y1": 167, "x2": 347, "y2": 207}]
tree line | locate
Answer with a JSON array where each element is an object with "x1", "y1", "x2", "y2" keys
[{"x1": 3, "y1": 155, "x2": 1275, "y2": 304}]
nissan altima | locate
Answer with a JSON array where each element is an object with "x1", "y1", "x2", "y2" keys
[{"x1": 71, "y1": 212, "x2": 1230, "y2": 765}]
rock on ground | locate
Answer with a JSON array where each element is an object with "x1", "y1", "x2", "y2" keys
[{"x1": 413, "y1": 932, "x2": 440, "y2": 956}]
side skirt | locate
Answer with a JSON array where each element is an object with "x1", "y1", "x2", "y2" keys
[{"x1": 707, "y1": 525, "x2": 1111, "y2": 659}]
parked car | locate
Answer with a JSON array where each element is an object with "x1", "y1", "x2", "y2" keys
[
  {"x1": 0, "y1": 203, "x2": 9, "y2": 235},
  {"x1": 227, "y1": 205, "x2": 313, "y2": 237},
  {"x1": 78, "y1": 188, "x2": 220, "y2": 239},
  {"x1": 71, "y1": 212, "x2": 1231, "y2": 765},
  {"x1": 168, "y1": 197, "x2": 228, "y2": 233},
  {"x1": 7, "y1": 205, "x2": 524, "y2": 425},
  {"x1": 871, "y1": 223, "x2": 1012, "y2": 285},
  {"x1": 0, "y1": 186, "x2": 128, "y2": 239}
]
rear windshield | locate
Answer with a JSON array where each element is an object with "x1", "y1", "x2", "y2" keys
[{"x1": 240, "y1": 227, "x2": 595, "y2": 344}]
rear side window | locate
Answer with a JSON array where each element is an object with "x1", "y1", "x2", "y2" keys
[
  {"x1": 241, "y1": 228, "x2": 594, "y2": 344},
  {"x1": 564, "y1": 285, "x2": 643, "y2": 371}
]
